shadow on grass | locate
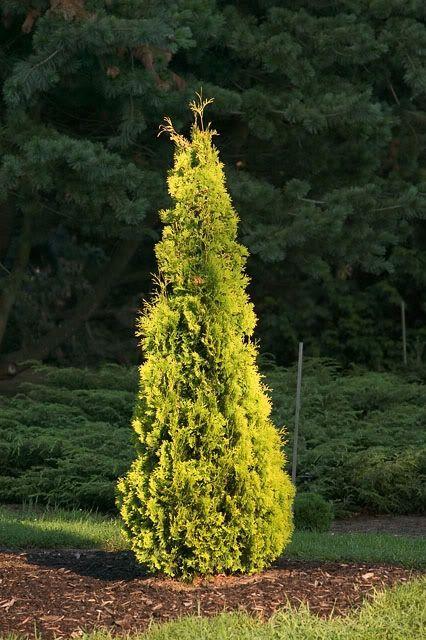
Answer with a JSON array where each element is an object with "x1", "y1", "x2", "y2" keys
[
  {"x1": 0, "y1": 520, "x2": 149, "y2": 581},
  {"x1": 24, "y1": 548, "x2": 149, "y2": 581}
]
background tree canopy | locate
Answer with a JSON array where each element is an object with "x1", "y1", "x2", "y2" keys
[{"x1": 1, "y1": 0, "x2": 426, "y2": 373}]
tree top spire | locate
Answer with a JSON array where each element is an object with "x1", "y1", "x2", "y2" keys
[
  {"x1": 158, "y1": 91, "x2": 215, "y2": 146},
  {"x1": 189, "y1": 90, "x2": 214, "y2": 130}
]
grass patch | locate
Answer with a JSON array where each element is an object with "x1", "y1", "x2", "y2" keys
[
  {"x1": 287, "y1": 530, "x2": 426, "y2": 568},
  {"x1": 0, "y1": 505, "x2": 125, "y2": 551},
  {"x1": 1, "y1": 506, "x2": 425, "y2": 568}
]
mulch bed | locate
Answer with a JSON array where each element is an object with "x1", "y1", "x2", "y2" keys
[
  {"x1": 0, "y1": 550, "x2": 421, "y2": 638},
  {"x1": 331, "y1": 515, "x2": 426, "y2": 537}
]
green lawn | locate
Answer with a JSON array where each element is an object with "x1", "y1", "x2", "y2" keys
[
  {"x1": 288, "y1": 530, "x2": 426, "y2": 568},
  {"x1": 0, "y1": 505, "x2": 123, "y2": 550},
  {"x1": 1, "y1": 505, "x2": 425, "y2": 568}
]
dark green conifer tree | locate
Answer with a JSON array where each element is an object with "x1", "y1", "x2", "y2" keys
[
  {"x1": 1, "y1": 2, "x2": 426, "y2": 370},
  {"x1": 117, "y1": 98, "x2": 294, "y2": 578}
]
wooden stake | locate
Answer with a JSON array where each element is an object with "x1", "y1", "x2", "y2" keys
[
  {"x1": 291, "y1": 342, "x2": 303, "y2": 485},
  {"x1": 401, "y1": 300, "x2": 407, "y2": 366}
]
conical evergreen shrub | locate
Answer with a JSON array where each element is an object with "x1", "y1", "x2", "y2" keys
[{"x1": 117, "y1": 97, "x2": 294, "y2": 578}]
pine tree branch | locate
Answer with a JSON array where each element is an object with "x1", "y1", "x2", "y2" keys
[
  {"x1": 0, "y1": 263, "x2": 11, "y2": 275},
  {"x1": 405, "y1": 110, "x2": 426, "y2": 126},
  {"x1": 372, "y1": 204, "x2": 404, "y2": 212},
  {"x1": 387, "y1": 81, "x2": 400, "y2": 106},
  {"x1": 0, "y1": 236, "x2": 140, "y2": 375},
  {"x1": 0, "y1": 210, "x2": 32, "y2": 351},
  {"x1": 22, "y1": 47, "x2": 63, "y2": 84},
  {"x1": 0, "y1": 202, "x2": 15, "y2": 261},
  {"x1": 298, "y1": 197, "x2": 326, "y2": 205}
]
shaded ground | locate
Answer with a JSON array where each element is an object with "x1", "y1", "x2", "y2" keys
[
  {"x1": 0, "y1": 550, "x2": 421, "y2": 639},
  {"x1": 332, "y1": 515, "x2": 426, "y2": 537}
]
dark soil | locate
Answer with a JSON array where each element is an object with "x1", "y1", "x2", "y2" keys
[
  {"x1": 332, "y1": 515, "x2": 426, "y2": 537},
  {"x1": 0, "y1": 550, "x2": 421, "y2": 638}
]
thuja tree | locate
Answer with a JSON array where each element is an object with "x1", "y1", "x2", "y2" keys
[{"x1": 117, "y1": 99, "x2": 294, "y2": 578}]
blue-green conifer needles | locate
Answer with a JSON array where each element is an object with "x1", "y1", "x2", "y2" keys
[{"x1": 117, "y1": 99, "x2": 294, "y2": 579}]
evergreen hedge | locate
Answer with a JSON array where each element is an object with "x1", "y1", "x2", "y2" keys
[{"x1": 293, "y1": 492, "x2": 334, "y2": 532}]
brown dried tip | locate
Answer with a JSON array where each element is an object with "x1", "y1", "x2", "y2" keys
[
  {"x1": 106, "y1": 66, "x2": 120, "y2": 78},
  {"x1": 158, "y1": 116, "x2": 189, "y2": 147},
  {"x1": 50, "y1": 0, "x2": 88, "y2": 20},
  {"x1": 189, "y1": 91, "x2": 214, "y2": 130},
  {"x1": 22, "y1": 9, "x2": 40, "y2": 33},
  {"x1": 158, "y1": 92, "x2": 215, "y2": 144}
]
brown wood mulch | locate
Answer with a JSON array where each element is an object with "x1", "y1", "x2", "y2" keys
[{"x1": 0, "y1": 550, "x2": 421, "y2": 638}]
